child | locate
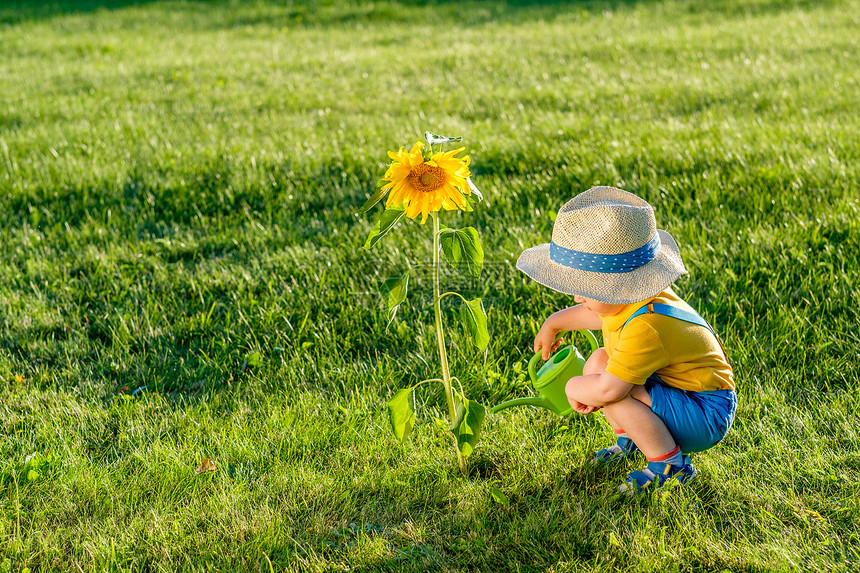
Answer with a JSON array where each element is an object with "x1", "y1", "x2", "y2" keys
[{"x1": 517, "y1": 186, "x2": 736, "y2": 493}]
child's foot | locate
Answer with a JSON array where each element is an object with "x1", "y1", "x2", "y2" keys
[
  {"x1": 592, "y1": 436, "x2": 641, "y2": 465},
  {"x1": 619, "y1": 456, "x2": 697, "y2": 494}
]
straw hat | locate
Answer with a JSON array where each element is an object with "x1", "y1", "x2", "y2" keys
[{"x1": 516, "y1": 186, "x2": 687, "y2": 304}]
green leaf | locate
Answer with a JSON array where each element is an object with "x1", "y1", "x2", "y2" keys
[
  {"x1": 387, "y1": 388, "x2": 416, "y2": 443},
  {"x1": 356, "y1": 180, "x2": 390, "y2": 215},
  {"x1": 490, "y1": 485, "x2": 509, "y2": 505},
  {"x1": 459, "y1": 298, "x2": 489, "y2": 351},
  {"x1": 451, "y1": 398, "x2": 466, "y2": 430},
  {"x1": 466, "y1": 177, "x2": 483, "y2": 202},
  {"x1": 440, "y1": 227, "x2": 483, "y2": 277},
  {"x1": 363, "y1": 205, "x2": 406, "y2": 250},
  {"x1": 241, "y1": 351, "x2": 261, "y2": 372},
  {"x1": 451, "y1": 398, "x2": 486, "y2": 458},
  {"x1": 382, "y1": 272, "x2": 409, "y2": 322},
  {"x1": 425, "y1": 132, "x2": 462, "y2": 146}
]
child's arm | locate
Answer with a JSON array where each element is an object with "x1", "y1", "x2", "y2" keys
[
  {"x1": 566, "y1": 371, "x2": 634, "y2": 413},
  {"x1": 534, "y1": 304, "x2": 603, "y2": 360}
]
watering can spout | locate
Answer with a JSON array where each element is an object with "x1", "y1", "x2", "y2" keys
[{"x1": 490, "y1": 396, "x2": 567, "y2": 416}]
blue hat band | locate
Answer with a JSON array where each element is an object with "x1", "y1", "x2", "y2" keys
[{"x1": 549, "y1": 234, "x2": 662, "y2": 274}]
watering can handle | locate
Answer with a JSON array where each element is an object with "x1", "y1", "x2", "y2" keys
[{"x1": 528, "y1": 329, "x2": 600, "y2": 383}]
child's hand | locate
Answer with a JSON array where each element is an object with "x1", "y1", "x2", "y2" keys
[
  {"x1": 568, "y1": 398, "x2": 600, "y2": 415},
  {"x1": 534, "y1": 321, "x2": 563, "y2": 360}
]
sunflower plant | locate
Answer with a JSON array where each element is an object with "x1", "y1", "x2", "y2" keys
[{"x1": 357, "y1": 131, "x2": 488, "y2": 476}]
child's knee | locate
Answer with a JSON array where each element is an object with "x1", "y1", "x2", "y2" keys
[
  {"x1": 583, "y1": 347, "x2": 608, "y2": 376},
  {"x1": 600, "y1": 392, "x2": 636, "y2": 414}
]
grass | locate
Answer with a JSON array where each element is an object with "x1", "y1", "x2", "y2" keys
[{"x1": 1, "y1": 0, "x2": 859, "y2": 570}]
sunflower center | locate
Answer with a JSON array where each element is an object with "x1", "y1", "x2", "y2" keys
[{"x1": 408, "y1": 163, "x2": 446, "y2": 193}]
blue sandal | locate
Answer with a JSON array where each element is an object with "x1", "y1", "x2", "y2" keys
[
  {"x1": 592, "y1": 436, "x2": 641, "y2": 465},
  {"x1": 619, "y1": 456, "x2": 697, "y2": 494}
]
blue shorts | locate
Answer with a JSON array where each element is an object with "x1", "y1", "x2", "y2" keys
[{"x1": 645, "y1": 373, "x2": 737, "y2": 454}]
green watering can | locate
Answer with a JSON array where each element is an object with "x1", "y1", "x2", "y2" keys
[{"x1": 491, "y1": 330, "x2": 600, "y2": 416}]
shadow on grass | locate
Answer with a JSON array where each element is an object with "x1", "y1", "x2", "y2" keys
[
  {"x1": 0, "y1": 0, "x2": 828, "y2": 29},
  {"x1": 315, "y1": 465, "x2": 609, "y2": 571},
  {"x1": 0, "y1": 0, "x2": 646, "y2": 23},
  {"x1": 0, "y1": 0, "x2": 154, "y2": 25}
]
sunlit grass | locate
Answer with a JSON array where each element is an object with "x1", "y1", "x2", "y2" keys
[{"x1": 1, "y1": 0, "x2": 859, "y2": 570}]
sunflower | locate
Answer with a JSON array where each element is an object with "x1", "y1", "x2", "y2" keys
[{"x1": 380, "y1": 142, "x2": 473, "y2": 224}]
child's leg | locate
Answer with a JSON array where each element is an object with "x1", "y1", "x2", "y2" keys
[
  {"x1": 582, "y1": 347, "x2": 608, "y2": 376},
  {"x1": 582, "y1": 348, "x2": 675, "y2": 457},
  {"x1": 592, "y1": 407, "x2": 641, "y2": 464},
  {"x1": 601, "y1": 386, "x2": 677, "y2": 460},
  {"x1": 585, "y1": 349, "x2": 642, "y2": 462},
  {"x1": 606, "y1": 387, "x2": 697, "y2": 493}
]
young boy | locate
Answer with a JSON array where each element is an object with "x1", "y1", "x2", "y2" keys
[{"x1": 517, "y1": 186, "x2": 736, "y2": 493}]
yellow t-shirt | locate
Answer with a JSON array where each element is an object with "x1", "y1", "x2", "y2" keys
[{"x1": 601, "y1": 289, "x2": 734, "y2": 392}]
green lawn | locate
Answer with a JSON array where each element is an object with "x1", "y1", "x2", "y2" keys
[{"x1": 1, "y1": 0, "x2": 859, "y2": 570}]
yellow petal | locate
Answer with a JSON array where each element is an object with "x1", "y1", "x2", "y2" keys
[
  {"x1": 405, "y1": 198, "x2": 422, "y2": 220},
  {"x1": 445, "y1": 185, "x2": 467, "y2": 208},
  {"x1": 435, "y1": 159, "x2": 471, "y2": 180},
  {"x1": 429, "y1": 194, "x2": 444, "y2": 213},
  {"x1": 420, "y1": 194, "x2": 432, "y2": 223},
  {"x1": 386, "y1": 162, "x2": 411, "y2": 177},
  {"x1": 388, "y1": 180, "x2": 411, "y2": 206},
  {"x1": 438, "y1": 147, "x2": 466, "y2": 161},
  {"x1": 455, "y1": 180, "x2": 471, "y2": 195}
]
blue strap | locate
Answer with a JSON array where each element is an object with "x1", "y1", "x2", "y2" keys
[
  {"x1": 549, "y1": 234, "x2": 661, "y2": 274},
  {"x1": 621, "y1": 302, "x2": 729, "y2": 367},
  {"x1": 622, "y1": 303, "x2": 716, "y2": 337}
]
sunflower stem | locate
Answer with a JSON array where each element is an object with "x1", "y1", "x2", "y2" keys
[{"x1": 432, "y1": 212, "x2": 467, "y2": 477}]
